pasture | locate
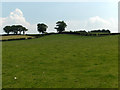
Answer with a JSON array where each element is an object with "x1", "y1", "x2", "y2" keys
[{"x1": 2, "y1": 34, "x2": 118, "y2": 88}]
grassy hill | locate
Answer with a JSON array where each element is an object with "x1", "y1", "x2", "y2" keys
[{"x1": 2, "y1": 34, "x2": 118, "y2": 88}]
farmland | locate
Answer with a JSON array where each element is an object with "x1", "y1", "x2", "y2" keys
[
  {"x1": 2, "y1": 34, "x2": 118, "y2": 88},
  {"x1": 0, "y1": 35, "x2": 34, "y2": 41}
]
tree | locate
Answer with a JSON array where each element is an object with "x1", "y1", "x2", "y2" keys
[
  {"x1": 3, "y1": 26, "x2": 11, "y2": 34},
  {"x1": 37, "y1": 23, "x2": 48, "y2": 34},
  {"x1": 11, "y1": 25, "x2": 19, "y2": 34},
  {"x1": 22, "y1": 27, "x2": 28, "y2": 35},
  {"x1": 15, "y1": 25, "x2": 23, "y2": 34},
  {"x1": 90, "y1": 29, "x2": 111, "y2": 33},
  {"x1": 3, "y1": 25, "x2": 28, "y2": 35},
  {"x1": 106, "y1": 29, "x2": 111, "y2": 33},
  {"x1": 55, "y1": 21, "x2": 67, "y2": 33}
]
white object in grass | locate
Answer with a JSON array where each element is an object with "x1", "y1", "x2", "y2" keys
[{"x1": 14, "y1": 77, "x2": 17, "y2": 80}]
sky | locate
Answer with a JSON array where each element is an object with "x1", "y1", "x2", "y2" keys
[{"x1": 0, "y1": 1, "x2": 119, "y2": 34}]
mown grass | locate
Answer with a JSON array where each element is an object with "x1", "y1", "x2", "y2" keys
[
  {"x1": 2, "y1": 34, "x2": 118, "y2": 88},
  {"x1": 1, "y1": 35, "x2": 34, "y2": 40}
]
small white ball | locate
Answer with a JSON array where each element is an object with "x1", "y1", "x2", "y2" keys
[{"x1": 14, "y1": 77, "x2": 17, "y2": 80}]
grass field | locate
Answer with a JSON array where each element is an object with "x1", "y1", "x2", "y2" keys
[{"x1": 2, "y1": 34, "x2": 118, "y2": 88}]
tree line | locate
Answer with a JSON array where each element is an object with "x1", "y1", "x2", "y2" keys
[
  {"x1": 89, "y1": 29, "x2": 110, "y2": 33},
  {"x1": 3, "y1": 21, "x2": 110, "y2": 35},
  {"x1": 37, "y1": 21, "x2": 67, "y2": 34},
  {"x1": 3, "y1": 25, "x2": 28, "y2": 35},
  {"x1": 75, "y1": 29, "x2": 111, "y2": 34}
]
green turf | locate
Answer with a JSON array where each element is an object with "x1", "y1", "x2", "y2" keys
[{"x1": 2, "y1": 34, "x2": 118, "y2": 88}]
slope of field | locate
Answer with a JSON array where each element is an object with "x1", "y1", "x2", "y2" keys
[{"x1": 2, "y1": 34, "x2": 118, "y2": 88}]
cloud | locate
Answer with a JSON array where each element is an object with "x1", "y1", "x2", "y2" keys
[
  {"x1": 0, "y1": 8, "x2": 57, "y2": 34},
  {"x1": 87, "y1": 16, "x2": 118, "y2": 32},
  {"x1": 0, "y1": 8, "x2": 118, "y2": 34},
  {"x1": 0, "y1": 8, "x2": 37, "y2": 34},
  {"x1": 89, "y1": 16, "x2": 110, "y2": 25},
  {"x1": 66, "y1": 16, "x2": 118, "y2": 32}
]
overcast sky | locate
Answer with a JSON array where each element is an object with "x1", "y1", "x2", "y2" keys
[{"x1": 0, "y1": 1, "x2": 118, "y2": 34}]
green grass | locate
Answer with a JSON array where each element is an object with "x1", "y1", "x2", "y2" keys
[{"x1": 2, "y1": 34, "x2": 118, "y2": 88}]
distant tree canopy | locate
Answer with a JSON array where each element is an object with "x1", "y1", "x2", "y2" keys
[
  {"x1": 3, "y1": 26, "x2": 11, "y2": 34},
  {"x1": 90, "y1": 29, "x2": 111, "y2": 33},
  {"x1": 3, "y1": 25, "x2": 28, "y2": 35},
  {"x1": 37, "y1": 23, "x2": 48, "y2": 34},
  {"x1": 75, "y1": 30, "x2": 87, "y2": 33},
  {"x1": 55, "y1": 21, "x2": 67, "y2": 33}
]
